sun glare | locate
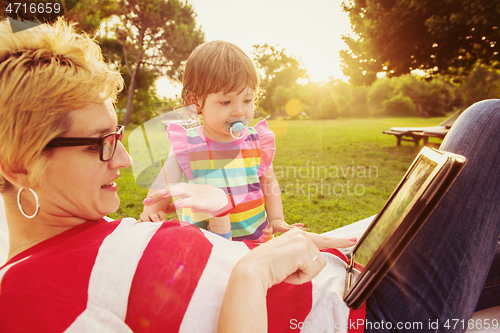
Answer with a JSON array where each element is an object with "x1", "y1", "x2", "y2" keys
[{"x1": 156, "y1": 0, "x2": 354, "y2": 98}]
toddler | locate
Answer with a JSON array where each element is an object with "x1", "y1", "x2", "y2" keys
[{"x1": 141, "y1": 40, "x2": 303, "y2": 241}]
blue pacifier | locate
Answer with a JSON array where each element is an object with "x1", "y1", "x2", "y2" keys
[{"x1": 226, "y1": 119, "x2": 250, "y2": 139}]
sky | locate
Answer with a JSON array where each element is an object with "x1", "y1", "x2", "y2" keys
[{"x1": 156, "y1": 0, "x2": 355, "y2": 98}]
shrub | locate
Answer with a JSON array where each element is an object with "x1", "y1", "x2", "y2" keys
[{"x1": 382, "y1": 94, "x2": 417, "y2": 116}]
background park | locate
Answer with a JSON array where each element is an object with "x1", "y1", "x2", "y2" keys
[{"x1": 3, "y1": 0, "x2": 498, "y2": 232}]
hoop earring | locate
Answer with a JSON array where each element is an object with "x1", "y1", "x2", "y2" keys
[{"x1": 17, "y1": 188, "x2": 40, "y2": 219}]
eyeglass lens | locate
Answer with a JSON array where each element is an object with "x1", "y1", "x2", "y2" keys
[{"x1": 102, "y1": 128, "x2": 123, "y2": 161}]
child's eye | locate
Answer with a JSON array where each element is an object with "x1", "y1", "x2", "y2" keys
[
  {"x1": 221, "y1": 101, "x2": 230, "y2": 106},
  {"x1": 244, "y1": 99, "x2": 253, "y2": 104},
  {"x1": 88, "y1": 145, "x2": 99, "y2": 151}
]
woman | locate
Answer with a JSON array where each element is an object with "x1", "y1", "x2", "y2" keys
[{"x1": 0, "y1": 19, "x2": 498, "y2": 333}]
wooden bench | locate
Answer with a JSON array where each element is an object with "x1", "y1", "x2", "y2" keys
[
  {"x1": 383, "y1": 111, "x2": 465, "y2": 147},
  {"x1": 383, "y1": 129, "x2": 447, "y2": 146}
]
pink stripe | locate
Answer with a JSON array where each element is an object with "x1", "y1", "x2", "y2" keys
[
  {"x1": 238, "y1": 141, "x2": 260, "y2": 150},
  {"x1": 232, "y1": 190, "x2": 263, "y2": 205}
]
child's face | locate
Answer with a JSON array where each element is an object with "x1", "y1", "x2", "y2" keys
[{"x1": 200, "y1": 87, "x2": 254, "y2": 141}]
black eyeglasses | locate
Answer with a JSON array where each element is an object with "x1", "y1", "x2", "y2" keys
[{"x1": 45, "y1": 125, "x2": 125, "y2": 162}]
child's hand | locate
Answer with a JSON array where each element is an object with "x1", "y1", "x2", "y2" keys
[
  {"x1": 140, "y1": 210, "x2": 168, "y2": 223},
  {"x1": 140, "y1": 188, "x2": 175, "y2": 222},
  {"x1": 262, "y1": 220, "x2": 306, "y2": 235}
]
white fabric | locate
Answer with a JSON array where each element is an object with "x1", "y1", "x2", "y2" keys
[
  {"x1": 179, "y1": 231, "x2": 250, "y2": 333},
  {"x1": 301, "y1": 254, "x2": 351, "y2": 332},
  {"x1": 65, "y1": 218, "x2": 162, "y2": 333}
]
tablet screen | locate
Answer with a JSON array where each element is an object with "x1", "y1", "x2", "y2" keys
[{"x1": 353, "y1": 155, "x2": 438, "y2": 267}]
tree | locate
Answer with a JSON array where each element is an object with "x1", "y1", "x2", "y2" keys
[
  {"x1": 65, "y1": 0, "x2": 118, "y2": 35},
  {"x1": 341, "y1": 0, "x2": 500, "y2": 85},
  {"x1": 367, "y1": 78, "x2": 397, "y2": 114},
  {"x1": 99, "y1": 34, "x2": 165, "y2": 124},
  {"x1": 457, "y1": 64, "x2": 500, "y2": 107},
  {"x1": 366, "y1": 74, "x2": 455, "y2": 116},
  {"x1": 252, "y1": 44, "x2": 307, "y2": 118},
  {"x1": 382, "y1": 94, "x2": 416, "y2": 116},
  {"x1": 397, "y1": 75, "x2": 454, "y2": 117},
  {"x1": 115, "y1": 0, "x2": 204, "y2": 125}
]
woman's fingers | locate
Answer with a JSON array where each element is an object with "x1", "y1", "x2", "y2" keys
[
  {"x1": 234, "y1": 229, "x2": 358, "y2": 290},
  {"x1": 283, "y1": 252, "x2": 327, "y2": 285},
  {"x1": 143, "y1": 188, "x2": 171, "y2": 206},
  {"x1": 307, "y1": 232, "x2": 358, "y2": 249},
  {"x1": 169, "y1": 183, "x2": 228, "y2": 211}
]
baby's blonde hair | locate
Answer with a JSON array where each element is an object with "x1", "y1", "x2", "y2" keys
[
  {"x1": 0, "y1": 18, "x2": 124, "y2": 192},
  {"x1": 181, "y1": 40, "x2": 260, "y2": 111}
]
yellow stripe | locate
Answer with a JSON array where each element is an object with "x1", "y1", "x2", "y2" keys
[
  {"x1": 182, "y1": 207, "x2": 211, "y2": 222},
  {"x1": 190, "y1": 157, "x2": 260, "y2": 170},
  {"x1": 230, "y1": 202, "x2": 266, "y2": 222}
]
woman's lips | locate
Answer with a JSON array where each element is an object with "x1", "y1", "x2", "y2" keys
[
  {"x1": 101, "y1": 182, "x2": 117, "y2": 191},
  {"x1": 101, "y1": 175, "x2": 119, "y2": 191}
]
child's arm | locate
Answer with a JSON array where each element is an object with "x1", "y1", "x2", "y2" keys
[
  {"x1": 260, "y1": 163, "x2": 305, "y2": 235},
  {"x1": 140, "y1": 149, "x2": 183, "y2": 222},
  {"x1": 208, "y1": 215, "x2": 232, "y2": 239}
]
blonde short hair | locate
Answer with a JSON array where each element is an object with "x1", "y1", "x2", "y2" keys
[
  {"x1": 181, "y1": 40, "x2": 260, "y2": 110},
  {"x1": 0, "y1": 19, "x2": 124, "y2": 192}
]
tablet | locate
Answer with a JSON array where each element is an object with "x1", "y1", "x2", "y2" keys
[{"x1": 343, "y1": 147, "x2": 467, "y2": 309}]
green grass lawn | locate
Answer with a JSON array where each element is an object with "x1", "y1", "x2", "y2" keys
[{"x1": 110, "y1": 116, "x2": 448, "y2": 233}]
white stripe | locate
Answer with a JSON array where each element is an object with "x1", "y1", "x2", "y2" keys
[
  {"x1": 179, "y1": 230, "x2": 251, "y2": 333},
  {"x1": 65, "y1": 218, "x2": 162, "y2": 333},
  {"x1": 301, "y1": 253, "x2": 350, "y2": 333},
  {"x1": 0, "y1": 256, "x2": 31, "y2": 293}
]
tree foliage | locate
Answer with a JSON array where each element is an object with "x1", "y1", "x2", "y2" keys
[
  {"x1": 115, "y1": 0, "x2": 204, "y2": 125},
  {"x1": 456, "y1": 64, "x2": 500, "y2": 107},
  {"x1": 341, "y1": 0, "x2": 500, "y2": 85},
  {"x1": 64, "y1": 0, "x2": 118, "y2": 35},
  {"x1": 252, "y1": 44, "x2": 307, "y2": 118}
]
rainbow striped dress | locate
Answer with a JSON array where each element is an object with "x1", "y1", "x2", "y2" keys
[{"x1": 167, "y1": 120, "x2": 275, "y2": 242}]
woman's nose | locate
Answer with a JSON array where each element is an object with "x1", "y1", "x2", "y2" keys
[{"x1": 109, "y1": 141, "x2": 132, "y2": 169}]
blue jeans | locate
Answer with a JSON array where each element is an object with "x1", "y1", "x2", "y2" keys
[{"x1": 366, "y1": 99, "x2": 500, "y2": 332}]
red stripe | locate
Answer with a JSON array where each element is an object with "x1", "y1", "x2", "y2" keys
[
  {"x1": 267, "y1": 282, "x2": 313, "y2": 332},
  {"x1": 0, "y1": 219, "x2": 119, "y2": 333},
  {"x1": 242, "y1": 240, "x2": 313, "y2": 332},
  {"x1": 241, "y1": 148, "x2": 260, "y2": 159},
  {"x1": 188, "y1": 148, "x2": 260, "y2": 162},
  {"x1": 321, "y1": 248, "x2": 349, "y2": 264},
  {"x1": 348, "y1": 302, "x2": 366, "y2": 333},
  {"x1": 231, "y1": 196, "x2": 265, "y2": 214},
  {"x1": 125, "y1": 221, "x2": 213, "y2": 332}
]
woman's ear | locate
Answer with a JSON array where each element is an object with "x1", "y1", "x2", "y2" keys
[{"x1": 0, "y1": 165, "x2": 28, "y2": 189}]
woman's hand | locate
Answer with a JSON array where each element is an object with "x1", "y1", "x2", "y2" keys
[
  {"x1": 140, "y1": 183, "x2": 229, "y2": 222},
  {"x1": 218, "y1": 229, "x2": 357, "y2": 332},
  {"x1": 239, "y1": 229, "x2": 355, "y2": 288}
]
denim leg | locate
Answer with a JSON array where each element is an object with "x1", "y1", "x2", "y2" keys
[
  {"x1": 475, "y1": 240, "x2": 500, "y2": 312},
  {"x1": 365, "y1": 100, "x2": 500, "y2": 333}
]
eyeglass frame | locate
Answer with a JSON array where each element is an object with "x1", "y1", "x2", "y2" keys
[{"x1": 44, "y1": 125, "x2": 125, "y2": 162}]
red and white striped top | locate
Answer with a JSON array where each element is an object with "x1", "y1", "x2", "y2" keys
[{"x1": 0, "y1": 218, "x2": 365, "y2": 332}]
